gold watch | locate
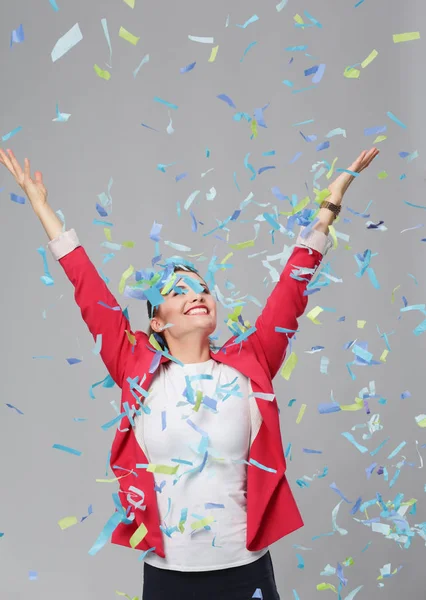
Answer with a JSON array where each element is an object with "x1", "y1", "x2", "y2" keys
[{"x1": 320, "y1": 200, "x2": 341, "y2": 220}]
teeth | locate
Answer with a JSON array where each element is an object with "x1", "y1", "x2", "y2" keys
[{"x1": 186, "y1": 308, "x2": 208, "y2": 315}]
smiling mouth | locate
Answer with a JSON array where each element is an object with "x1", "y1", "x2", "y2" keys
[{"x1": 185, "y1": 309, "x2": 209, "y2": 316}]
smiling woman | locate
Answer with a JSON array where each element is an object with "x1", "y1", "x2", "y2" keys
[
  {"x1": 146, "y1": 264, "x2": 217, "y2": 360},
  {"x1": 0, "y1": 145, "x2": 378, "y2": 600}
]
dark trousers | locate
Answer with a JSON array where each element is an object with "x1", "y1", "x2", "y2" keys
[{"x1": 142, "y1": 550, "x2": 281, "y2": 600}]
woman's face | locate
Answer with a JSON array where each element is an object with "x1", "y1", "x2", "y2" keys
[{"x1": 150, "y1": 270, "x2": 217, "y2": 342}]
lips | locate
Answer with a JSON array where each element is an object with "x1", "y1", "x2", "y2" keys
[{"x1": 185, "y1": 306, "x2": 209, "y2": 315}]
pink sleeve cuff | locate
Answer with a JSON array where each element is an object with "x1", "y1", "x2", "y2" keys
[
  {"x1": 47, "y1": 228, "x2": 81, "y2": 261},
  {"x1": 296, "y1": 226, "x2": 333, "y2": 256}
]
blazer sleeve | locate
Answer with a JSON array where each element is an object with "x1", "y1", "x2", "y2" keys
[
  {"x1": 252, "y1": 226, "x2": 332, "y2": 381},
  {"x1": 48, "y1": 229, "x2": 135, "y2": 388}
]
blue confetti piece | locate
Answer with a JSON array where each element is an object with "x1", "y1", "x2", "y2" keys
[
  {"x1": 318, "y1": 403, "x2": 341, "y2": 414},
  {"x1": 249, "y1": 458, "x2": 277, "y2": 473},
  {"x1": 52, "y1": 444, "x2": 82, "y2": 456},
  {"x1": 176, "y1": 172, "x2": 188, "y2": 182},
  {"x1": 285, "y1": 45, "x2": 308, "y2": 51},
  {"x1": 350, "y1": 497, "x2": 362, "y2": 515},
  {"x1": 180, "y1": 61, "x2": 196, "y2": 73},
  {"x1": 312, "y1": 63, "x2": 326, "y2": 83},
  {"x1": 153, "y1": 96, "x2": 178, "y2": 110},
  {"x1": 217, "y1": 93, "x2": 237, "y2": 109},
  {"x1": 387, "y1": 111, "x2": 407, "y2": 129},
  {"x1": 290, "y1": 152, "x2": 302, "y2": 163},
  {"x1": 341, "y1": 432, "x2": 368, "y2": 453},
  {"x1": 240, "y1": 41, "x2": 258, "y2": 62},
  {"x1": 5, "y1": 403, "x2": 24, "y2": 414},
  {"x1": 10, "y1": 192, "x2": 25, "y2": 204},
  {"x1": 316, "y1": 141, "x2": 330, "y2": 151},
  {"x1": 141, "y1": 123, "x2": 160, "y2": 132},
  {"x1": 10, "y1": 24, "x2": 24, "y2": 48},
  {"x1": 258, "y1": 165, "x2": 276, "y2": 175},
  {"x1": 66, "y1": 357, "x2": 82, "y2": 365},
  {"x1": 364, "y1": 125, "x2": 387, "y2": 136},
  {"x1": 330, "y1": 482, "x2": 352, "y2": 502},
  {"x1": 236, "y1": 14, "x2": 259, "y2": 28},
  {"x1": 304, "y1": 65, "x2": 319, "y2": 76}
]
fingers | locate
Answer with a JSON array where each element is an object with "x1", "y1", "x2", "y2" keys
[
  {"x1": 24, "y1": 157, "x2": 31, "y2": 180},
  {"x1": 6, "y1": 149, "x2": 24, "y2": 179},
  {"x1": 0, "y1": 148, "x2": 15, "y2": 173}
]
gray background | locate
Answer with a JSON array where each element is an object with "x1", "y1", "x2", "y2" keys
[{"x1": 1, "y1": 0, "x2": 425, "y2": 598}]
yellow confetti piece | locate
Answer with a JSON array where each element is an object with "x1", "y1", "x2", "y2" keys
[
  {"x1": 125, "y1": 330, "x2": 136, "y2": 346},
  {"x1": 280, "y1": 351, "x2": 298, "y2": 381},
  {"x1": 251, "y1": 118, "x2": 258, "y2": 138},
  {"x1": 118, "y1": 265, "x2": 134, "y2": 295},
  {"x1": 147, "y1": 463, "x2": 180, "y2": 475},
  {"x1": 294, "y1": 14, "x2": 304, "y2": 24},
  {"x1": 219, "y1": 251, "x2": 233, "y2": 268},
  {"x1": 58, "y1": 516, "x2": 78, "y2": 530},
  {"x1": 193, "y1": 390, "x2": 203, "y2": 412},
  {"x1": 129, "y1": 522, "x2": 148, "y2": 548},
  {"x1": 279, "y1": 195, "x2": 310, "y2": 216},
  {"x1": 357, "y1": 320, "x2": 366, "y2": 329},
  {"x1": 378, "y1": 170, "x2": 388, "y2": 179},
  {"x1": 191, "y1": 515, "x2": 215, "y2": 530},
  {"x1": 160, "y1": 272, "x2": 177, "y2": 295},
  {"x1": 296, "y1": 403, "x2": 307, "y2": 424},
  {"x1": 148, "y1": 333, "x2": 163, "y2": 351},
  {"x1": 104, "y1": 228, "x2": 112, "y2": 241},
  {"x1": 121, "y1": 240, "x2": 135, "y2": 248},
  {"x1": 393, "y1": 32, "x2": 420, "y2": 43},
  {"x1": 343, "y1": 66, "x2": 360, "y2": 79},
  {"x1": 361, "y1": 49, "x2": 378, "y2": 68},
  {"x1": 340, "y1": 397, "x2": 363, "y2": 411},
  {"x1": 94, "y1": 64, "x2": 111, "y2": 80},
  {"x1": 306, "y1": 306, "x2": 324, "y2": 325},
  {"x1": 415, "y1": 414, "x2": 426, "y2": 428},
  {"x1": 115, "y1": 592, "x2": 138, "y2": 600},
  {"x1": 373, "y1": 135, "x2": 387, "y2": 143},
  {"x1": 391, "y1": 284, "x2": 400, "y2": 303},
  {"x1": 119, "y1": 26, "x2": 140, "y2": 45},
  {"x1": 326, "y1": 156, "x2": 339, "y2": 180},
  {"x1": 317, "y1": 583, "x2": 337, "y2": 593},
  {"x1": 96, "y1": 471, "x2": 134, "y2": 483},
  {"x1": 229, "y1": 239, "x2": 255, "y2": 250},
  {"x1": 379, "y1": 348, "x2": 389, "y2": 362},
  {"x1": 328, "y1": 224, "x2": 338, "y2": 250},
  {"x1": 208, "y1": 45, "x2": 219, "y2": 62},
  {"x1": 122, "y1": 0, "x2": 135, "y2": 7},
  {"x1": 313, "y1": 187, "x2": 332, "y2": 204}
]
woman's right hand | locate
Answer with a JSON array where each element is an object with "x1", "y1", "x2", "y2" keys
[{"x1": 0, "y1": 148, "x2": 48, "y2": 214}]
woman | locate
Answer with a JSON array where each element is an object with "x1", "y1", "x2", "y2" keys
[{"x1": 0, "y1": 147, "x2": 378, "y2": 599}]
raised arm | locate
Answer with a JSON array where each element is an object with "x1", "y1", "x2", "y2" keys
[
  {"x1": 248, "y1": 147, "x2": 380, "y2": 380},
  {"x1": 0, "y1": 149, "x2": 135, "y2": 387},
  {"x1": 251, "y1": 226, "x2": 331, "y2": 381}
]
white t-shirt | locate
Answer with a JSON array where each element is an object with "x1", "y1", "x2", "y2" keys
[{"x1": 133, "y1": 358, "x2": 269, "y2": 571}]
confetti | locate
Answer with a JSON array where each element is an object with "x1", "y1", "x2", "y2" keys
[
  {"x1": 393, "y1": 32, "x2": 420, "y2": 43},
  {"x1": 51, "y1": 23, "x2": 83, "y2": 62}
]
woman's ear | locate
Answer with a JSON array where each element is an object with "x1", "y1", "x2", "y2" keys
[{"x1": 150, "y1": 318, "x2": 164, "y2": 333}]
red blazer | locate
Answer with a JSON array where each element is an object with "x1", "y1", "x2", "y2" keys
[{"x1": 58, "y1": 242, "x2": 325, "y2": 557}]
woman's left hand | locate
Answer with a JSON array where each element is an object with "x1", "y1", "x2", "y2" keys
[{"x1": 328, "y1": 147, "x2": 380, "y2": 203}]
